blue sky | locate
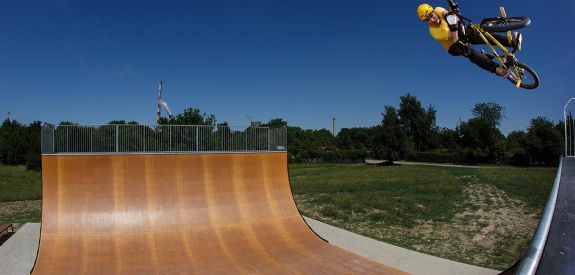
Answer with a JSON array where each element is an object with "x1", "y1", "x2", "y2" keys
[{"x1": 0, "y1": 0, "x2": 573, "y2": 134}]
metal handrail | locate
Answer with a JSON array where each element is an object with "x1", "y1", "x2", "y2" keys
[
  {"x1": 514, "y1": 157, "x2": 564, "y2": 275},
  {"x1": 564, "y1": 98, "x2": 575, "y2": 157},
  {"x1": 41, "y1": 124, "x2": 287, "y2": 154}
]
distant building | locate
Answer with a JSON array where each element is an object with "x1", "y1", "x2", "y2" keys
[{"x1": 250, "y1": 121, "x2": 262, "y2": 127}]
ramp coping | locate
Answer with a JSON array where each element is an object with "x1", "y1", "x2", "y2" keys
[{"x1": 514, "y1": 157, "x2": 564, "y2": 275}]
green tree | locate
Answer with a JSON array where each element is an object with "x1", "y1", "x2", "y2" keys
[
  {"x1": 506, "y1": 130, "x2": 530, "y2": 166},
  {"x1": 472, "y1": 102, "x2": 506, "y2": 128},
  {"x1": 286, "y1": 126, "x2": 336, "y2": 162},
  {"x1": 398, "y1": 93, "x2": 437, "y2": 152},
  {"x1": 0, "y1": 119, "x2": 27, "y2": 165},
  {"x1": 336, "y1": 127, "x2": 371, "y2": 150},
  {"x1": 423, "y1": 104, "x2": 439, "y2": 150},
  {"x1": 457, "y1": 103, "x2": 507, "y2": 163},
  {"x1": 525, "y1": 117, "x2": 562, "y2": 166},
  {"x1": 377, "y1": 105, "x2": 406, "y2": 162},
  {"x1": 169, "y1": 108, "x2": 216, "y2": 126},
  {"x1": 437, "y1": 127, "x2": 459, "y2": 150},
  {"x1": 25, "y1": 121, "x2": 42, "y2": 170},
  {"x1": 263, "y1": 118, "x2": 288, "y2": 128},
  {"x1": 58, "y1": 121, "x2": 78, "y2": 126},
  {"x1": 458, "y1": 118, "x2": 505, "y2": 163}
]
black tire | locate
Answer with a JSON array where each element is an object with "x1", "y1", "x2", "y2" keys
[
  {"x1": 480, "y1": 17, "x2": 531, "y2": 32},
  {"x1": 507, "y1": 62, "x2": 539, "y2": 89}
]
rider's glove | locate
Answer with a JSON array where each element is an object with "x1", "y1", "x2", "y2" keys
[{"x1": 445, "y1": 12, "x2": 459, "y2": 32}]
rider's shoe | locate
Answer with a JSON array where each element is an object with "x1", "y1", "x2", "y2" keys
[
  {"x1": 512, "y1": 32, "x2": 522, "y2": 52},
  {"x1": 495, "y1": 67, "x2": 510, "y2": 78}
]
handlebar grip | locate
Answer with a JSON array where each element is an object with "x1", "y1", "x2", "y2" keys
[{"x1": 447, "y1": 0, "x2": 459, "y2": 11}]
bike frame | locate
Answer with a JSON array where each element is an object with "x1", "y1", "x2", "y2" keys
[
  {"x1": 466, "y1": 8, "x2": 524, "y2": 88},
  {"x1": 454, "y1": 5, "x2": 526, "y2": 88}
]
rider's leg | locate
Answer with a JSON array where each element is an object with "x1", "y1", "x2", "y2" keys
[
  {"x1": 449, "y1": 43, "x2": 507, "y2": 76},
  {"x1": 467, "y1": 48, "x2": 500, "y2": 73},
  {"x1": 466, "y1": 28, "x2": 514, "y2": 47}
]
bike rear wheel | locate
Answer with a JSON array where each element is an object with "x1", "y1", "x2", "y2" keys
[
  {"x1": 507, "y1": 62, "x2": 539, "y2": 89},
  {"x1": 481, "y1": 17, "x2": 531, "y2": 32}
]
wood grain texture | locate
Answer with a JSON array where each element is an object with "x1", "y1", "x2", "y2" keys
[{"x1": 33, "y1": 153, "x2": 407, "y2": 274}]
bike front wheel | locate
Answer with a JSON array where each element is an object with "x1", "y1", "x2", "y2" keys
[
  {"x1": 481, "y1": 17, "x2": 531, "y2": 32},
  {"x1": 507, "y1": 62, "x2": 539, "y2": 89}
]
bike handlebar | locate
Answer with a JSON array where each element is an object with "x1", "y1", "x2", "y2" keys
[
  {"x1": 447, "y1": 0, "x2": 459, "y2": 14},
  {"x1": 446, "y1": 0, "x2": 472, "y2": 23}
]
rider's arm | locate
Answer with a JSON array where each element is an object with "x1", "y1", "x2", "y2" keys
[
  {"x1": 445, "y1": 12, "x2": 459, "y2": 42},
  {"x1": 448, "y1": 30, "x2": 458, "y2": 42}
]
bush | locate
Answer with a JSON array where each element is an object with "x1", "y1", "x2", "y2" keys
[
  {"x1": 405, "y1": 148, "x2": 499, "y2": 165},
  {"x1": 508, "y1": 152, "x2": 531, "y2": 167},
  {"x1": 26, "y1": 150, "x2": 41, "y2": 170},
  {"x1": 462, "y1": 148, "x2": 489, "y2": 165},
  {"x1": 290, "y1": 149, "x2": 367, "y2": 164},
  {"x1": 406, "y1": 149, "x2": 462, "y2": 164}
]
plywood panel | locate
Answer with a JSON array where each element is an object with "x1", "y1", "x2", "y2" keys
[{"x1": 33, "y1": 153, "x2": 407, "y2": 274}]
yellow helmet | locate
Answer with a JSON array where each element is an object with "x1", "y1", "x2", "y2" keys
[{"x1": 417, "y1": 4, "x2": 434, "y2": 21}]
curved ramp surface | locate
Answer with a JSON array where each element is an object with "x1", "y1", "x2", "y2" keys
[
  {"x1": 33, "y1": 153, "x2": 406, "y2": 274},
  {"x1": 537, "y1": 157, "x2": 575, "y2": 274}
]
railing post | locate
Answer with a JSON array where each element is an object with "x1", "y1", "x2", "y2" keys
[
  {"x1": 195, "y1": 126, "x2": 199, "y2": 151},
  {"x1": 564, "y1": 98, "x2": 575, "y2": 156},
  {"x1": 51, "y1": 126, "x2": 55, "y2": 153},
  {"x1": 268, "y1": 128, "x2": 271, "y2": 151},
  {"x1": 116, "y1": 125, "x2": 119, "y2": 152}
]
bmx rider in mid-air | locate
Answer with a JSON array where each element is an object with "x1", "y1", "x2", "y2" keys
[{"x1": 417, "y1": 3, "x2": 522, "y2": 78}]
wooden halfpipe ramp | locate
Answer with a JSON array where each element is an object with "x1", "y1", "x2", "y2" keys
[{"x1": 33, "y1": 152, "x2": 406, "y2": 274}]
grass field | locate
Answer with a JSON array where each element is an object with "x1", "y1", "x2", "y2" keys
[
  {"x1": 0, "y1": 165, "x2": 41, "y2": 202},
  {"x1": 290, "y1": 163, "x2": 556, "y2": 270},
  {"x1": 0, "y1": 200, "x2": 41, "y2": 227},
  {"x1": 0, "y1": 162, "x2": 557, "y2": 270},
  {"x1": 0, "y1": 165, "x2": 42, "y2": 228}
]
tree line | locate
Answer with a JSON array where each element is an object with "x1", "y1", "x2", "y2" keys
[
  {"x1": 282, "y1": 94, "x2": 563, "y2": 166},
  {"x1": 0, "y1": 95, "x2": 565, "y2": 170}
]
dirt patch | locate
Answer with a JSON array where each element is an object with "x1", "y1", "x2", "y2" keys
[
  {"x1": 294, "y1": 177, "x2": 540, "y2": 270},
  {"x1": 407, "y1": 182, "x2": 539, "y2": 268},
  {"x1": 0, "y1": 200, "x2": 42, "y2": 230}
]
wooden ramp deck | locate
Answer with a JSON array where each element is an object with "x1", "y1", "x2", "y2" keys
[{"x1": 33, "y1": 152, "x2": 406, "y2": 274}]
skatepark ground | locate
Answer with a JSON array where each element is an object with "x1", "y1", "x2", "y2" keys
[
  {"x1": 6, "y1": 120, "x2": 571, "y2": 274},
  {"x1": 0, "y1": 220, "x2": 498, "y2": 275},
  {"x1": 1, "y1": 153, "x2": 571, "y2": 274},
  {"x1": 1, "y1": 152, "x2": 569, "y2": 274}
]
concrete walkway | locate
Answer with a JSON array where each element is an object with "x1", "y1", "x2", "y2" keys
[
  {"x1": 0, "y1": 223, "x2": 40, "y2": 275},
  {"x1": 0, "y1": 221, "x2": 499, "y2": 275},
  {"x1": 304, "y1": 217, "x2": 499, "y2": 275}
]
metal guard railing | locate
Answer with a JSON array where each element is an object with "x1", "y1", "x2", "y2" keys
[
  {"x1": 515, "y1": 97, "x2": 574, "y2": 274},
  {"x1": 565, "y1": 97, "x2": 575, "y2": 157},
  {"x1": 41, "y1": 123, "x2": 287, "y2": 154}
]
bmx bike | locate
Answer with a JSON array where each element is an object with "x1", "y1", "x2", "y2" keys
[{"x1": 447, "y1": 0, "x2": 539, "y2": 89}]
